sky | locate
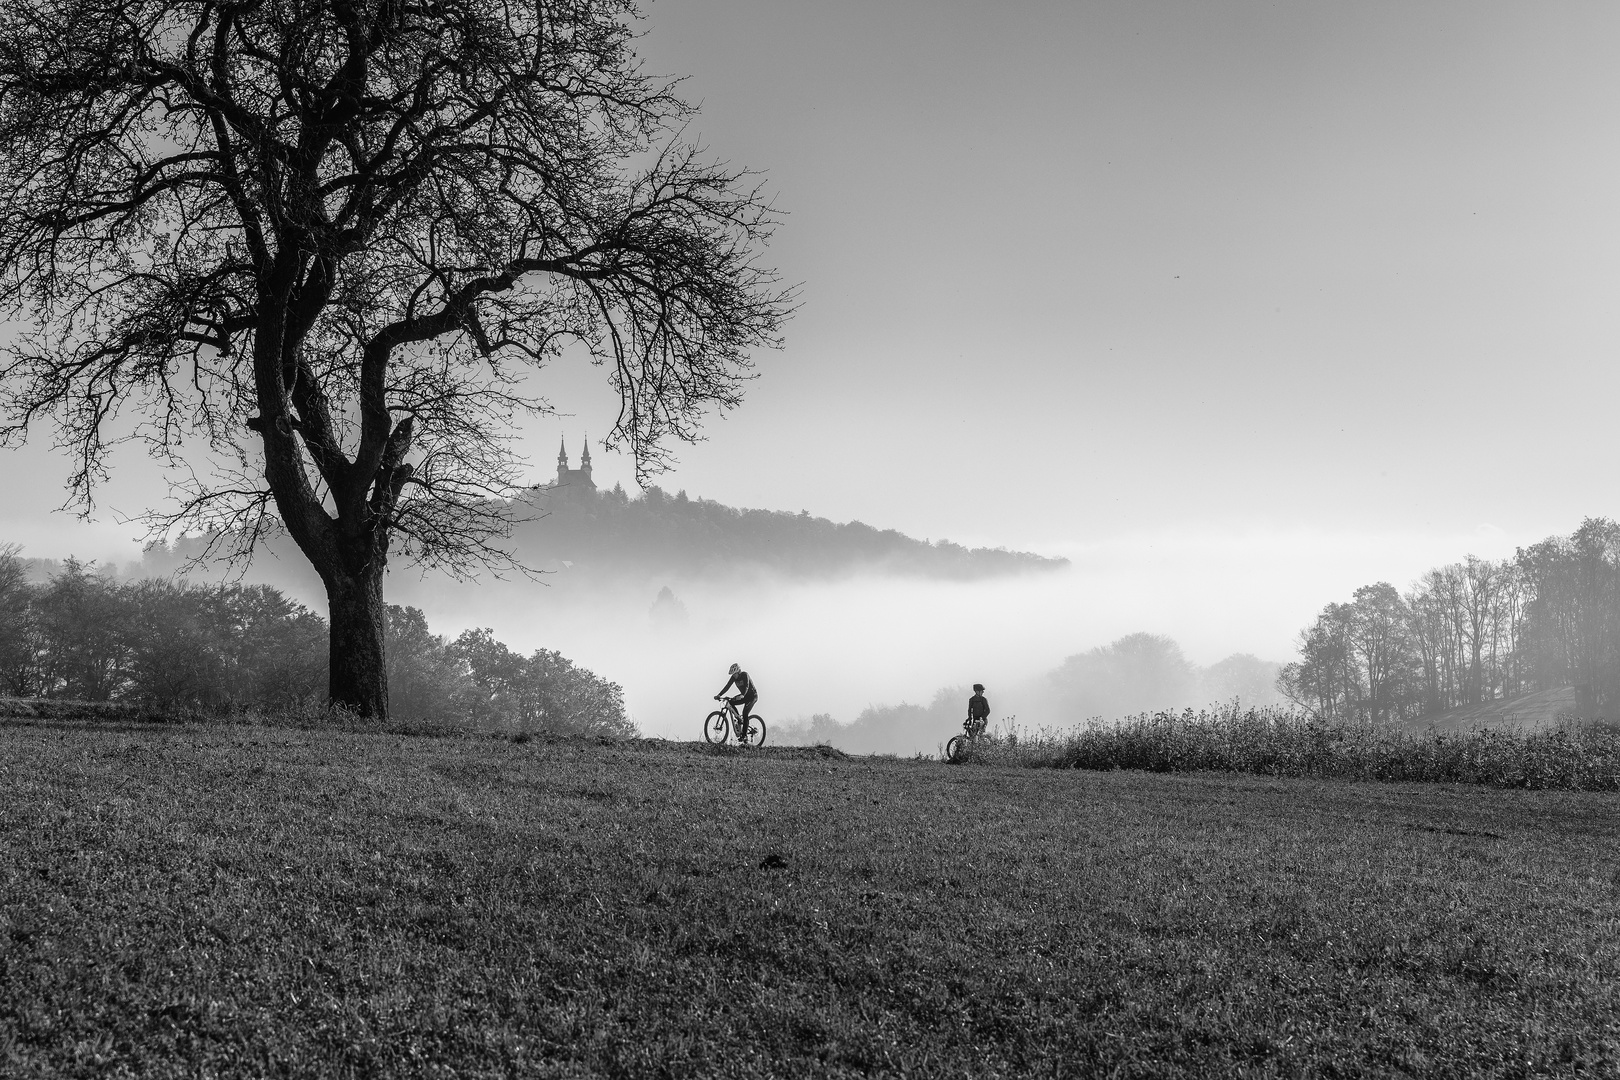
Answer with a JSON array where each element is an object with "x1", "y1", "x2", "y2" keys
[
  {"x1": 622, "y1": 0, "x2": 1620, "y2": 547},
  {"x1": 4, "y1": 0, "x2": 1620, "y2": 721}
]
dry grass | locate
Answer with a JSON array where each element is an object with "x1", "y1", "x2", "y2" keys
[{"x1": 963, "y1": 706, "x2": 1620, "y2": 791}]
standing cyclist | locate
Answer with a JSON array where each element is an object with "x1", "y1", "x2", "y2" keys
[
  {"x1": 967, "y1": 683, "x2": 990, "y2": 735},
  {"x1": 715, "y1": 663, "x2": 759, "y2": 744}
]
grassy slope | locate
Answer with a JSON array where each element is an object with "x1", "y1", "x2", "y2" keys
[{"x1": 1, "y1": 723, "x2": 1617, "y2": 1079}]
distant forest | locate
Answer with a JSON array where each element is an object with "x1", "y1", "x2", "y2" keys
[
  {"x1": 0, "y1": 546, "x2": 632, "y2": 735},
  {"x1": 1280, "y1": 517, "x2": 1620, "y2": 723},
  {"x1": 510, "y1": 484, "x2": 1066, "y2": 581}
]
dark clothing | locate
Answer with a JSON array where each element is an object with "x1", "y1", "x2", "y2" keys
[
  {"x1": 718, "y1": 670, "x2": 759, "y2": 720},
  {"x1": 967, "y1": 692, "x2": 990, "y2": 721},
  {"x1": 720, "y1": 670, "x2": 754, "y2": 699}
]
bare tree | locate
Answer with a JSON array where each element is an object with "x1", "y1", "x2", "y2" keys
[
  {"x1": 0, "y1": 0, "x2": 790, "y2": 715},
  {"x1": 1277, "y1": 603, "x2": 1353, "y2": 720},
  {"x1": 0, "y1": 543, "x2": 43, "y2": 696},
  {"x1": 1491, "y1": 559, "x2": 1530, "y2": 699},
  {"x1": 1345, "y1": 582, "x2": 1414, "y2": 724},
  {"x1": 1404, "y1": 576, "x2": 1447, "y2": 714},
  {"x1": 1279, "y1": 586, "x2": 1420, "y2": 724}
]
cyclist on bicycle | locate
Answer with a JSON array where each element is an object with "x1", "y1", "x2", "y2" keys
[
  {"x1": 967, "y1": 683, "x2": 990, "y2": 735},
  {"x1": 715, "y1": 663, "x2": 759, "y2": 743}
]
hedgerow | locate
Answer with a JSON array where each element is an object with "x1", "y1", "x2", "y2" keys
[{"x1": 966, "y1": 704, "x2": 1620, "y2": 791}]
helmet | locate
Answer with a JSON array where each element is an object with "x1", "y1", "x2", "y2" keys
[
  {"x1": 973, "y1": 683, "x2": 984, "y2": 692},
  {"x1": 729, "y1": 663, "x2": 741, "y2": 674}
]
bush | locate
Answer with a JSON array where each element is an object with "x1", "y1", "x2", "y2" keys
[
  {"x1": 445, "y1": 627, "x2": 635, "y2": 737},
  {"x1": 967, "y1": 704, "x2": 1620, "y2": 792}
]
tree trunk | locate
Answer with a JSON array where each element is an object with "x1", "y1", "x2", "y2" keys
[{"x1": 326, "y1": 566, "x2": 389, "y2": 718}]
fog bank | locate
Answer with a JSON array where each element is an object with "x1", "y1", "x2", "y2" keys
[
  {"x1": 13, "y1": 522, "x2": 1537, "y2": 748},
  {"x1": 376, "y1": 525, "x2": 1517, "y2": 741},
  {"x1": 375, "y1": 547, "x2": 1315, "y2": 742}
]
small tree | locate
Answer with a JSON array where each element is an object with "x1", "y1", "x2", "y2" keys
[
  {"x1": 385, "y1": 603, "x2": 472, "y2": 722},
  {"x1": 121, "y1": 579, "x2": 235, "y2": 709},
  {"x1": 34, "y1": 559, "x2": 129, "y2": 701},
  {"x1": 0, "y1": 544, "x2": 43, "y2": 696},
  {"x1": 0, "y1": 0, "x2": 789, "y2": 716},
  {"x1": 445, "y1": 627, "x2": 629, "y2": 734}
]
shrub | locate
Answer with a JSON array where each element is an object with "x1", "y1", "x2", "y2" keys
[
  {"x1": 968, "y1": 704, "x2": 1620, "y2": 792},
  {"x1": 446, "y1": 627, "x2": 635, "y2": 737}
]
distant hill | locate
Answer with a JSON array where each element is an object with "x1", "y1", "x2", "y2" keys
[
  {"x1": 511, "y1": 484, "x2": 1066, "y2": 581},
  {"x1": 58, "y1": 483, "x2": 1063, "y2": 588}
]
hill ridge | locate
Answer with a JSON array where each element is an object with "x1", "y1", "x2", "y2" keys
[{"x1": 511, "y1": 482, "x2": 1067, "y2": 581}]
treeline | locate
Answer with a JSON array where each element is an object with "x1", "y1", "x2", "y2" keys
[
  {"x1": 515, "y1": 484, "x2": 1066, "y2": 580},
  {"x1": 0, "y1": 546, "x2": 632, "y2": 734},
  {"x1": 386, "y1": 614, "x2": 631, "y2": 734},
  {"x1": 1279, "y1": 518, "x2": 1620, "y2": 723}
]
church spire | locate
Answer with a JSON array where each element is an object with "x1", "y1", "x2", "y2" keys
[{"x1": 552, "y1": 431, "x2": 596, "y2": 494}]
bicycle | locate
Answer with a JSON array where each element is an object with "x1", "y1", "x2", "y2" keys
[
  {"x1": 704, "y1": 697, "x2": 767, "y2": 747},
  {"x1": 945, "y1": 715, "x2": 988, "y2": 763}
]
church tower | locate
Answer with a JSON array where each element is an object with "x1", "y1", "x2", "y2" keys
[{"x1": 551, "y1": 435, "x2": 598, "y2": 495}]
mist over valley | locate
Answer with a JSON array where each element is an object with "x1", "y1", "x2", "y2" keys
[{"x1": 10, "y1": 474, "x2": 1305, "y2": 748}]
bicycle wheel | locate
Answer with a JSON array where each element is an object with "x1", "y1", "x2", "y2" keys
[
  {"x1": 703, "y1": 710, "x2": 730, "y2": 744},
  {"x1": 741, "y1": 715, "x2": 767, "y2": 747},
  {"x1": 945, "y1": 735, "x2": 967, "y2": 763}
]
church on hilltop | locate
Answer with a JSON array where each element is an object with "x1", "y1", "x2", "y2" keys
[{"x1": 551, "y1": 437, "x2": 597, "y2": 496}]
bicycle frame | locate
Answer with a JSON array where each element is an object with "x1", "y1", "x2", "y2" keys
[
  {"x1": 705, "y1": 696, "x2": 766, "y2": 746},
  {"x1": 945, "y1": 716, "x2": 989, "y2": 762}
]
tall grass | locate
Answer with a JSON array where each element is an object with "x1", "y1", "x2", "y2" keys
[{"x1": 967, "y1": 704, "x2": 1620, "y2": 791}]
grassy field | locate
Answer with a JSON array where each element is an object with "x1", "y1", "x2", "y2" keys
[{"x1": 1, "y1": 720, "x2": 1617, "y2": 1078}]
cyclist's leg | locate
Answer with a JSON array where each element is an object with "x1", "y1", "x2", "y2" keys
[{"x1": 739, "y1": 693, "x2": 758, "y2": 740}]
